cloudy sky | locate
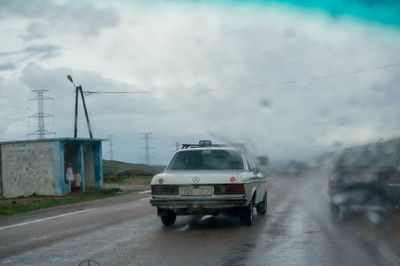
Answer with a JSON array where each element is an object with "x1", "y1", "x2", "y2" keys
[{"x1": 1, "y1": 0, "x2": 400, "y2": 164}]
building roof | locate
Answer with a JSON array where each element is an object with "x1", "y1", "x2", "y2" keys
[{"x1": 0, "y1": 137, "x2": 104, "y2": 145}]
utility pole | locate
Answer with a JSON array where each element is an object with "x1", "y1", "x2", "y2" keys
[
  {"x1": 108, "y1": 134, "x2": 114, "y2": 161},
  {"x1": 140, "y1": 133, "x2": 154, "y2": 165},
  {"x1": 67, "y1": 75, "x2": 93, "y2": 139},
  {"x1": 66, "y1": 74, "x2": 152, "y2": 139},
  {"x1": 28, "y1": 89, "x2": 55, "y2": 139},
  {"x1": 175, "y1": 141, "x2": 180, "y2": 151}
]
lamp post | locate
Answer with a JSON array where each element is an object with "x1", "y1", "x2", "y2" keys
[{"x1": 67, "y1": 75, "x2": 93, "y2": 139}]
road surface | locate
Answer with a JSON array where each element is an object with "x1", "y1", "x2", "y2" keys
[{"x1": 1, "y1": 171, "x2": 400, "y2": 266}]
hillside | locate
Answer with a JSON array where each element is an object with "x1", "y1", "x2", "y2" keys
[{"x1": 103, "y1": 160, "x2": 165, "y2": 184}]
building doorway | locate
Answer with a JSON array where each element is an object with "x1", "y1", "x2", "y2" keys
[
  {"x1": 63, "y1": 144, "x2": 80, "y2": 192},
  {"x1": 83, "y1": 144, "x2": 95, "y2": 189}
]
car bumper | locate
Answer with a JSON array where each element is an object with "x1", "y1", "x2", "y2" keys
[
  {"x1": 150, "y1": 196, "x2": 248, "y2": 209},
  {"x1": 328, "y1": 183, "x2": 400, "y2": 204},
  {"x1": 151, "y1": 196, "x2": 249, "y2": 216}
]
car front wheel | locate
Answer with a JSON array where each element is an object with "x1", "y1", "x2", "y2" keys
[{"x1": 161, "y1": 211, "x2": 176, "y2": 226}]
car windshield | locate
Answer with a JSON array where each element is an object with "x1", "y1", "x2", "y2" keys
[
  {"x1": 3, "y1": 1, "x2": 400, "y2": 265},
  {"x1": 337, "y1": 150, "x2": 398, "y2": 168},
  {"x1": 167, "y1": 149, "x2": 244, "y2": 170}
]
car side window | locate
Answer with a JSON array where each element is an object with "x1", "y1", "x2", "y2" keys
[{"x1": 246, "y1": 157, "x2": 254, "y2": 171}]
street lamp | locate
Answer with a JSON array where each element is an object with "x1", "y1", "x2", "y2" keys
[{"x1": 67, "y1": 75, "x2": 74, "y2": 84}]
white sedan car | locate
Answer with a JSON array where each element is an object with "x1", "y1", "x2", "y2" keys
[{"x1": 150, "y1": 141, "x2": 267, "y2": 226}]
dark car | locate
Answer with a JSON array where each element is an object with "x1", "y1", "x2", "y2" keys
[{"x1": 328, "y1": 149, "x2": 400, "y2": 220}]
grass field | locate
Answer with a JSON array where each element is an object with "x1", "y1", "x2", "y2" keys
[
  {"x1": 103, "y1": 160, "x2": 164, "y2": 176},
  {"x1": 103, "y1": 160, "x2": 165, "y2": 184},
  {"x1": 106, "y1": 175, "x2": 153, "y2": 185},
  {"x1": 0, "y1": 188, "x2": 125, "y2": 216}
]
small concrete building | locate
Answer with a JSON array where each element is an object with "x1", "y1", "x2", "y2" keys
[{"x1": 0, "y1": 138, "x2": 103, "y2": 198}]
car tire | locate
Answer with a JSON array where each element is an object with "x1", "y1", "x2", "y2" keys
[
  {"x1": 161, "y1": 212, "x2": 176, "y2": 226},
  {"x1": 240, "y1": 202, "x2": 253, "y2": 226},
  {"x1": 256, "y1": 193, "x2": 267, "y2": 215},
  {"x1": 330, "y1": 202, "x2": 340, "y2": 221}
]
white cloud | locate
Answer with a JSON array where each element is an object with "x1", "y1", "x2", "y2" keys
[
  {"x1": 0, "y1": 0, "x2": 119, "y2": 37},
  {"x1": 1, "y1": 1, "x2": 400, "y2": 164}
]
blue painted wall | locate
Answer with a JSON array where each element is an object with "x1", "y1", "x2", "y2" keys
[
  {"x1": 94, "y1": 143, "x2": 103, "y2": 189},
  {"x1": 76, "y1": 143, "x2": 84, "y2": 191}
]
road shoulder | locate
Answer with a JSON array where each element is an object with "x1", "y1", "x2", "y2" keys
[{"x1": 0, "y1": 191, "x2": 151, "y2": 228}]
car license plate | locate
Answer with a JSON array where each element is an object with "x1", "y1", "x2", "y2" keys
[
  {"x1": 180, "y1": 186, "x2": 213, "y2": 196},
  {"x1": 351, "y1": 174, "x2": 377, "y2": 182}
]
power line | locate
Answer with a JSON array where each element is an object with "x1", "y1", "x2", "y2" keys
[
  {"x1": 140, "y1": 133, "x2": 154, "y2": 165},
  {"x1": 204, "y1": 61, "x2": 400, "y2": 92},
  {"x1": 27, "y1": 89, "x2": 55, "y2": 139},
  {"x1": 264, "y1": 62, "x2": 400, "y2": 87},
  {"x1": 83, "y1": 91, "x2": 152, "y2": 96}
]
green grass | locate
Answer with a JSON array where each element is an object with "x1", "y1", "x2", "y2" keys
[
  {"x1": 103, "y1": 159, "x2": 165, "y2": 177},
  {"x1": 0, "y1": 188, "x2": 125, "y2": 216},
  {"x1": 107, "y1": 175, "x2": 153, "y2": 184},
  {"x1": 103, "y1": 159, "x2": 165, "y2": 184}
]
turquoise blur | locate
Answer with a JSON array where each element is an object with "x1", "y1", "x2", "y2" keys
[{"x1": 178, "y1": 0, "x2": 400, "y2": 28}]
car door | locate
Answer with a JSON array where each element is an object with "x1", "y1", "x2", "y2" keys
[{"x1": 246, "y1": 156, "x2": 266, "y2": 204}]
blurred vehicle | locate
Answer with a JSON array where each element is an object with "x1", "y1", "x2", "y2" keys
[
  {"x1": 285, "y1": 161, "x2": 306, "y2": 176},
  {"x1": 150, "y1": 140, "x2": 267, "y2": 226},
  {"x1": 328, "y1": 149, "x2": 400, "y2": 220},
  {"x1": 273, "y1": 160, "x2": 307, "y2": 177}
]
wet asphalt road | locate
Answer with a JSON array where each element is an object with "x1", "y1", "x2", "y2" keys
[{"x1": 1, "y1": 172, "x2": 400, "y2": 266}]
